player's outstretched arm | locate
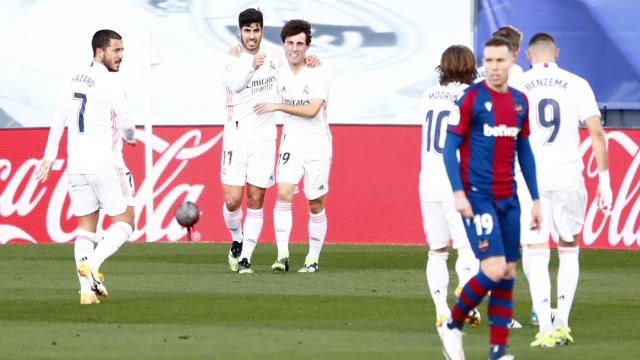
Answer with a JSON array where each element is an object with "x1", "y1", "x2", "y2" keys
[
  {"x1": 116, "y1": 112, "x2": 136, "y2": 145},
  {"x1": 35, "y1": 160, "x2": 53, "y2": 183},
  {"x1": 584, "y1": 115, "x2": 612, "y2": 210},
  {"x1": 254, "y1": 99, "x2": 324, "y2": 118},
  {"x1": 444, "y1": 133, "x2": 472, "y2": 218},
  {"x1": 516, "y1": 137, "x2": 540, "y2": 202},
  {"x1": 517, "y1": 137, "x2": 543, "y2": 230},
  {"x1": 37, "y1": 98, "x2": 67, "y2": 183}
]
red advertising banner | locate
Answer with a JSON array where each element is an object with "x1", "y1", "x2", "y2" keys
[{"x1": 1, "y1": 126, "x2": 638, "y2": 249}]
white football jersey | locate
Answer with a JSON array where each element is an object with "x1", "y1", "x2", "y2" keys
[
  {"x1": 419, "y1": 82, "x2": 468, "y2": 202},
  {"x1": 476, "y1": 63, "x2": 525, "y2": 91},
  {"x1": 44, "y1": 63, "x2": 131, "y2": 174},
  {"x1": 221, "y1": 45, "x2": 283, "y2": 142},
  {"x1": 278, "y1": 64, "x2": 331, "y2": 149},
  {"x1": 521, "y1": 62, "x2": 600, "y2": 191}
]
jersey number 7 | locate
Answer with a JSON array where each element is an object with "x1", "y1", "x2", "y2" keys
[{"x1": 73, "y1": 92, "x2": 87, "y2": 134}]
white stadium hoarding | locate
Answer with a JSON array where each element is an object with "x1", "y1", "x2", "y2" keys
[{"x1": 0, "y1": 0, "x2": 473, "y2": 127}]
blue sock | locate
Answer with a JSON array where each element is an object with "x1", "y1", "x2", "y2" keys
[{"x1": 489, "y1": 345, "x2": 506, "y2": 359}]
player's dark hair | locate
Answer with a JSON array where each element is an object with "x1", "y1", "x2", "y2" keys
[
  {"x1": 238, "y1": 8, "x2": 263, "y2": 29},
  {"x1": 436, "y1": 45, "x2": 477, "y2": 85},
  {"x1": 280, "y1": 19, "x2": 312, "y2": 45},
  {"x1": 92, "y1": 29, "x2": 122, "y2": 57},
  {"x1": 528, "y1": 32, "x2": 556, "y2": 47},
  {"x1": 484, "y1": 36, "x2": 515, "y2": 53},
  {"x1": 492, "y1": 25, "x2": 522, "y2": 50}
]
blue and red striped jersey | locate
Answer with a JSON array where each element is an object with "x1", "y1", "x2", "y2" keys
[{"x1": 447, "y1": 81, "x2": 530, "y2": 199}]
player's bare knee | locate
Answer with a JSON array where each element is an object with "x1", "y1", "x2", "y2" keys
[
  {"x1": 224, "y1": 197, "x2": 241, "y2": 212},
  {"x1": 277, "y1": 190, "x2": 293, "y2": 203},
  {"x1": 111, "y1": 206, "x2": 135, "y2": 230},
  {"x1": 559, "y1": 237, "x2": 578, "y2": 248},
  {"x1": 429, "y1": 246, "x2": 448, "y2": 254},
  {"x1": 246, "y1": 191, "x2": 265, "y2": 208},
  {"x1": 308, "y1": 199, "x2": 324, "y2": 214},
  {"x1": 480, "y1": 257, "x2": 508, "y2": 282}
]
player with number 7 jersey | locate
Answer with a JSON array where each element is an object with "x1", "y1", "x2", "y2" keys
[{"x1": 36, "y1": 30, "x2": 137, "y2": 305}]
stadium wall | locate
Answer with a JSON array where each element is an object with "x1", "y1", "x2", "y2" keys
[{"x1": 1, "y1": 126, "x2": 638, "y2": 250}]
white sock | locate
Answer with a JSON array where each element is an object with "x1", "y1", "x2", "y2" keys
[
  {"x1": 522, "y1": 246, "x2": 531, "y2": 281},
  {"x1": 239, "y1": 208, "x2": 263, "y2": 262},
  {"x1": 274, "y1": 201, "x2": 292, "y2": 259},
  {"x1": 557, "y1": 246, "x2": 579, "y2": 327},
  {"x1": 306, "y1": 210, "x2": 327, "y2": 263},
  {"x1": 75, "y1": 229, "x2": 96, "y2": 293},
  {"x1": 222, "y1": 204, "x2": 243, "y2": 242},
  {"x1": 527, "y1": 248, "x2": 553, "y2": 333},
  {"x1": 89, "y1": 222, "x2": 133, "y2": 270},
  {"x1": 455, "y1": 246, "x2": 478, "y2": 288},
  {"x1": 427, "y1": 250, "x2": 450, "y2": 317}
]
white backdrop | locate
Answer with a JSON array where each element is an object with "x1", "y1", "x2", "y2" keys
[{"x1": 0, "y1": 0, "x2": 473, "y2": 127}]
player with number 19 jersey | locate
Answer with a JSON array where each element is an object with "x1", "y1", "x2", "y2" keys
[
  {"x1": 521, "y1": 63, "x2": 600, "y2": 192},
  {"x1": 449, "y1": 82, "x2": 531, "y2": 199},
  {"x1": 276, "y1": 64, "x2": 331, "y2": 200}
]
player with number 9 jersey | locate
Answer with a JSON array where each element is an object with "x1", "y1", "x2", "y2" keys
[{"x1": 521, "y1": 62, "x2": 600, "y2": 192}]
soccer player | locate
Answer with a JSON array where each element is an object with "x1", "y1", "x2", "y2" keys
[
  {"x1": 420, "y1": 45, "x2": 480, "y2": 328},
  {"x1": 221, "y1": 9, "x2": 319, "y2": 274},
  {"x1": 254, "y1": 19, "x2": 331, "y2": 273},
  {"x1": 476, "y1": 26, "x2": 525, "y2": 89},
  {"x1": 220, "y1": 8, "x2": 281, "y2": 274},
  {"x1": 520, "y1": 33, "x2": 611, "y2": 348},
  {"x1": 35, "y1": 29, "x2": 136, "y2": 304},
  {"x1": 438, "y1": 36, "x2": 543, "y2": 360}
]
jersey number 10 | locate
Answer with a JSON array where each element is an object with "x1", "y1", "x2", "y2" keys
[{"x1": 424, "y1": 110, "x2": 450, "y2": 155}]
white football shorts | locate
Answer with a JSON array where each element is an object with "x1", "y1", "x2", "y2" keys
[
  {"x1": 420, "y1": 200, "x2": 470, "y2": 250},
  {"x1": 276, "y1": 139, "x2": 331, "y2": 200},
  {"x1": 220, "y1": 139, "x2": 276, "y2": 188},
  {"x1": 67, "y1": 166, "x2": 135, "y2": 217},
  {"x1": 521, "y1": 188, "x2": 587, "y2": 245}
]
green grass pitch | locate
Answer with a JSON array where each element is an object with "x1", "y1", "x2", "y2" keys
[{"x1": 0, "y1": 243, "x2": 638, "y2": 359}]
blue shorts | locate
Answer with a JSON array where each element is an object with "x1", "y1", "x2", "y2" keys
[{"x1": 462, "y1": 192, "x2": 521, "y2": 263}]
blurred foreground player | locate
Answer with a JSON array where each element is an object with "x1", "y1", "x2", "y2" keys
[{"x1": 438, "y1": 36, "x2": 542, "y2": 360}]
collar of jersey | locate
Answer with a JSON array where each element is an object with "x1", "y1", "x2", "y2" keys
[{"x1": 532, "y1": 62, "x2": 558, "y2": 69}]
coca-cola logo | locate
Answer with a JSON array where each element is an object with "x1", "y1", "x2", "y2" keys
[
  {"x1": 582, "y1": 131, "x2": 640, "y2": 247},
  {"x1": 1, "y1": 127, "x2": 639, "y2": 248},
  {"x1": 0, "y1": 128, "x2": 222, "y2": 244}
]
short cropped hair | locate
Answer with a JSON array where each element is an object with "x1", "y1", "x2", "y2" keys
[
  {"x1": 436, "y1": 45, "x2": 477, "y2": 85},
  {"x1": 492, "y1": 25, "x2": 522, "y2": 50},
  {"x1": 484, "y1": 36, "x2": 515, "y2": 53},
  {"x1": 91, "y1": 29, "x2": 122, "y2": 57},
  {"x1": 280, "y1": 19, "x2": 312, "y2": 45},
  {"x1": 238, "y1": 8, "x2": 263, "y2": 29},
  {"x1": 528, "y1": 32, "x2": 556, "y2": 47}
]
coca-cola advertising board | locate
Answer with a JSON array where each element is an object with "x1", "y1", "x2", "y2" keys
[{"x1": 1, "y1": 126, "x2": 638, "y2": 249}]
